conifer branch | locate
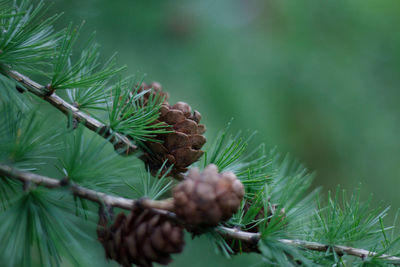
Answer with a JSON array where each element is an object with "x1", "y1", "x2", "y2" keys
[
  {"x1": 216, "y1": 226, "x2": 261, "y2": 243},
  {"x1": 2, "y1": 163, "x2": 400, "y2": 265},
  {"x1": 217, "y1": 226, "x2": 400, "y2": 265},
  {"x1": 277, "y1": 239, "x2": 400, "y2": 265},
  {"x1": 0, "y1": 163, "x2": 149, "y2": 210},
  {"x1": 3, "y1": 69, "x2": 138, "y2": 154},
  {"x1": 0, "y1": 162, "x2": 178, "y2": 218}
]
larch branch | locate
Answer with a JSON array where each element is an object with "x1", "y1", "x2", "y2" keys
[
  {"x1": 4, "y1": 69, "x2": 137, "y2": 154},
  {"x1": 1, "y1": 163, "x2": 400, "y2": 265},
  {"x1": 217, "y1": 226, "x2": 400, "y2": 265}
]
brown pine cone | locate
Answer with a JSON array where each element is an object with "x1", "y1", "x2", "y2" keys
[
  {"x1": 173, "y1": 164, "x2": 245, "y2": 227},
  {"x1": 137, "y1": 82, "x2": 206, "y2": 179},
  {"x1": 225, "y1": 201, "x2": 285, "y2": 254},
  {"x1": 97, "y1": 206, "x2": 185, "y2": 267}
]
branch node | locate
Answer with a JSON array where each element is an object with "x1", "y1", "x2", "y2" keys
[
  {"x1": 45, "y1": 84, "x2": 55, "y2": 96},
  {"x1": 250, "y1": 234, "x2": 260, "y2": 245},
  {"x1": 16, "y1": 85, "x2": 25, "y2": 94},
  {"x1": 136, "y1": 197, "x2": 147, "y2": 210},
  {"x1": 98, "y1": 125, "x2": 110, "y2": 136},
  {"x1": 67, "y1": 117, "x2": 79, "y2": 130},
  {"x1": 113, "y1": 140, "x2": 133, "y2": 156},
  {"x1": 72, "y1": 102, "x2": 80, "y2": 109},
  {"x1": 23, "y1": 180, "x2": 32, "y2": 192},
  {"x1": 337, "y1": 250, "x2": 344, "y2": 257},
  {"x1": 361, "y1": 254, "x2": 366, "y2": 261},
  {"x1": 60, "y1": 176, "x2": 70, "y2": 186}
]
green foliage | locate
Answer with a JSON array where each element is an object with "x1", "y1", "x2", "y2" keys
[
  {"x1": 0, "y1": 97, "x2": 59, "y2": 169},
  {"x1": 50, "y1": 23, "x2": 125, "y2": 91},
  {"x1": 301, "y1": 187, "x2": 392, "y2": 266},
  {"x1": 228, "y1": 193, "x2": 265, "y2": 230},
  {"x1": 125, "y1": 162, "x2": 175, "y2": 200},
  {"x1": 204, "y1": 122, "x2": 271, "y2": 193},
  {"x1": 106, "y1": 79, "x2": 171, "y2": 145},
  {"x1": 0, "y1": 1, "x2": 16, "y2": 19},
  {"x1": 276, "y1": 187, "x2": 400, "y2": 266},
  {"x1": 0, "y1": 0, "x2": 60, "y2": 72},
  {"x1": 255, "y1": 156, "x2": 317, "y2": 264},
  {"x1": 205, "y1": 121, "x2": 249, "y2": 171},
  {"x1": 66, "y1": 77, "x2": 108, "y2": 111},
  {"x1": 260, "y1": 152, "x2": 317, "y2": 236},
  {"x1": 0, "y1": 188, "x2": 90, "y2": 267},
  {"x1": 58, "y1": 125, "x2": 132, "y2": 190},
  {"x1": 206, "y1": 230, "x2": 234, "y2": 258},
  {"x1": 0, "y1": 73, "x2": 30, "y2": 107},
  {"x1": 311, "y1": 188, "x2": 388, "y2": 247},
  {"x1": 259, "y1": 238, "x2": 315, "y2": 267},
  {"x1": 0, "y1": 176, "x2": 18, "y2": 210}
]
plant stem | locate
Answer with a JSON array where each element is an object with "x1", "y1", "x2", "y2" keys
[
  {"x1": 0, "y1": 163, "x2": 147, "y2": 210},
  {"x1": 216, "y1": 226, "x2": 400, "y2": 265},
  {"x1": 1, "y1": 163, "x2": 400, "y2": 265},
  {"x1": 278, "y1": 239, "x2": 400, "y2": 264},
  {"x1": 4, "y1": 69, "x2": 137, "y2": 154}
]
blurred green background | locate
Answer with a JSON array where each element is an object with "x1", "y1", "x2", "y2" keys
[{"x1": 46, "y1": 0, "x2": 400, "y2": 266}]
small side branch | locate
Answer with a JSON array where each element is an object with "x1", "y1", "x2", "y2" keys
[
  {"x1": 2, "y1": 163, "x2": 400, "y2": 265},
  {"x1": 279, "y1": 239, "x2": 400, "y2": 265},
  {"x1": 0, "y1": 164, "x2": 61, "y2": 188},
  {"x1": 216, "y1": 226, "x2": 260, "y2": 243},
  {"x1": 4, "y1": 69, "x2": 137, "y2": 154},
  {"x1": 1, "y1": 164, "x2": 147, "y2": 210},
  {"x1": 216, "y1": 226, "x2": 400, "y2": 265}
]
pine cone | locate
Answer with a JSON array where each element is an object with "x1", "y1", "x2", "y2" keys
[
  {"x1": 97, "y1": 206, "x2": 185, "y2": 267},
  {"x1": 173, "y1": 164, "x2": 245, "y2": 226},
  {"x1": 224, "y1": 201, "x2": 285, "y2": 254},
  {"x1": 137, "y1": 82, "x2": 206, "y2": 179}
]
